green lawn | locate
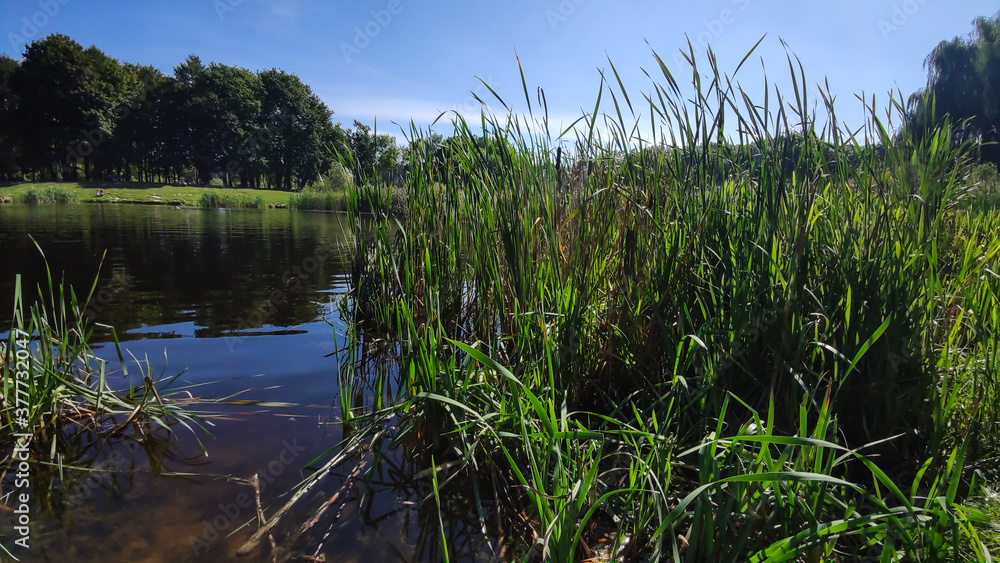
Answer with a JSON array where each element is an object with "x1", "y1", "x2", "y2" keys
[{"x1": 0, "y1": 182, "x2": 293, "y2": 207}]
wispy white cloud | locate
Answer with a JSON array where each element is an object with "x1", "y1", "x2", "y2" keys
[
  {"x1": 329, "y1": 95, "x2": 466, "y2": 125},
  {"x1": 327, "y1": 95, "x2": 630, "y2": 147},
  {"x1": 259, "y1": 0, "x2": 301, "y2": 20}
]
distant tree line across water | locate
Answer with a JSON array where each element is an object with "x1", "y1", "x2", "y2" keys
[
  {"x1": 0, "y1": 14, "x2": 997, "y2": 189},
  {"x1": 0, "y1": 34, "x2": 404, "y2": 190}
]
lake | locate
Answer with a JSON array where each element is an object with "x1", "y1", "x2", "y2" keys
[{"x1": 0, "y1": 205, "x2": 492, "y2": 562}]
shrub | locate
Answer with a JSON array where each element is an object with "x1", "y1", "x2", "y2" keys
[
  {"x1": 311, "y1": 162, "x2": 354, "y2": 193},
  {"x1": 199, "y1": 190, "x2": 266, "y2": 209},
  {"x1": 290, "y1": 163, "x2": 356, "y2": 211},
  {"x1": 289, "y1": 190, "x2": 346, "y2": 211},
  {"x1": 20, "y1": 186, "x2": 79, "y2": 204}
]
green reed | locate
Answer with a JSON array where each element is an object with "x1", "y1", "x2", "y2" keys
[
  {"x1": 199, "y1": 190, "x2": 268, "y2": 209},
  {"x1": 20, "y1": 186, "x2": 79, "y2": 204},
  {"x1": 1, "y1": 245, "x2": 208, "y2": 467},
  {"x1": 326, "y1": 43, "x2": 1000, "y2": 561},
  {"x1": 289, "y1": 190, "x2": 347, "y2": 211}
]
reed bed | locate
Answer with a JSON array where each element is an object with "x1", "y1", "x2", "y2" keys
[
  {"x1": 19, "y1": 186, "x2": 80, "y2": 204},
  {"x1": 289, "y1": 190, "x2": 347, "y2": 211},
  {"x1": 288, "y1": 188, "x2": 408, "y2": 213},
  {"x1": 199, "y1": 190, "x2": 269, "y2": 209},
  {"x1": 264, "y1": 46, "x2": 1000, "y2": 562}
]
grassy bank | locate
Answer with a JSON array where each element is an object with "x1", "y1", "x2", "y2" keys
[
  {"x1": 300, "y1": 50, "x2": 1000, "y2": 562},
  {"x1": 0, "y1": 182, "x2": 294, "y2": 208}
]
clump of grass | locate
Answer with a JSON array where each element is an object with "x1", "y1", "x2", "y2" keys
[
  {"x1": 289, "y1": 190, "x2": 347, "y2": 211},
  {"x1": 245, "y1": 43, "x2": 1000, "y2": 562},
  {"x1": 20, "y1": 186, "x2": 79, "y2": 204},
  {"x1": 1, "y1": 250, "x2": 207, "y2": 444},
  {"x1": 1, "y1": 245, "x2": 208, "y2": 533},
  {"x1": 199, "y1": 190, "x2": 267, "y2": 209},
  {"x1": 290, "y1": 162, "x2": 354, "y2": 211}
]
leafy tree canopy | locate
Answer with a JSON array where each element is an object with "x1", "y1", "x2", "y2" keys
[
  {"x1": 909, "y1": 11, "x2": 1000, "y2": 165},
  {"x1": 1, "y1": 35, "x2": 346, "y2": 189}
]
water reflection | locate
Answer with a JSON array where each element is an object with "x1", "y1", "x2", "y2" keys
[
  {"x1": 0, "y1": 205, "x2": 501, "y2": 562},
  {"x1": 0, "y1": 205, "x2": 354, "y2": 339}
]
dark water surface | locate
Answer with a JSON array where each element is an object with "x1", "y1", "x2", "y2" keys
[{"x1": 0, "y1": 205, "x2": 485, "y2": 562}]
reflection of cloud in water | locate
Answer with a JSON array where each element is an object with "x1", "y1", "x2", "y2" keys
[
  {"x1": 0, "y1": 206, "x2": 440, "y2": 561},
  {"x1": 310, "y1": 339, "x2": 338, "y2": 353}
]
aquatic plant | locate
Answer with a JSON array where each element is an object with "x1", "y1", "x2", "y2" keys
[
  {"x1": 289, "y1": 190, "x2": 347, "y2": 211},
  {"x1": 257, "y1": 43, "x2": 1000, "y2": 561},
  {"x1": 198, "y1": 190, "x2": 268, "y2": 209},
  {"x1": 20, "y1": 186, "x2": 79, "y2": 204},
  {"x1": 1, "y1": 245, "x2": 210, "y2": 557}
]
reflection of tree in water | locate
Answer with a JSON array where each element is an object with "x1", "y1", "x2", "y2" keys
[
  {"x1": 3, "y1": 422, "x2": 208, "y2": 533},
  {"x1": 0, "y1": 207, "x2": 355, "y2": 339}
]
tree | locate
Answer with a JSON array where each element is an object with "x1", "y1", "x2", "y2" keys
[
  {"x1": 0, "y1": 55, "x2": 20, "y2": 180},
  {"x1": 184, "y1": 62, "x2": 263, "y2": 186},
  {"x1": 909, "y1": 11, "x2": 1000, "y2": 165},
  {"x1": 156, "y1": 56, "x2": 206, "y2": 182},
  {"x1": 11, "y1": 34, "x2": 103, "y2": 179},
  {"x1": 347, "y1": 121, "x2": 401, "y2": 185},
  {"x1": 257, "y1": 69, "x2": 338, "y2": 190},
  {"x1": 81, "y1": 46, "x2": 139, "y2": 181},
  {"x1": 111, "y1": 65, "x2": 172, "y2": 182}
]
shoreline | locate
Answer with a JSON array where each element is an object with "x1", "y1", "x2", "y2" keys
[{"x1": 0, "y1": 182, "x2": 294, "y2": 208}]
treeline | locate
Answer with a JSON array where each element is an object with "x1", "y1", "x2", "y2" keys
[
  {"x1": 0, "y1": 34, "x2": 399, "y2": 190},
  {"x1": 2, "y1": 14, "x2": 995, "y2": 191}
]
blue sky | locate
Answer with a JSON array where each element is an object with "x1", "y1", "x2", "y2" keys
[{"x1": 3, "y1": 0, "x2": 997, "y2": 143}]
